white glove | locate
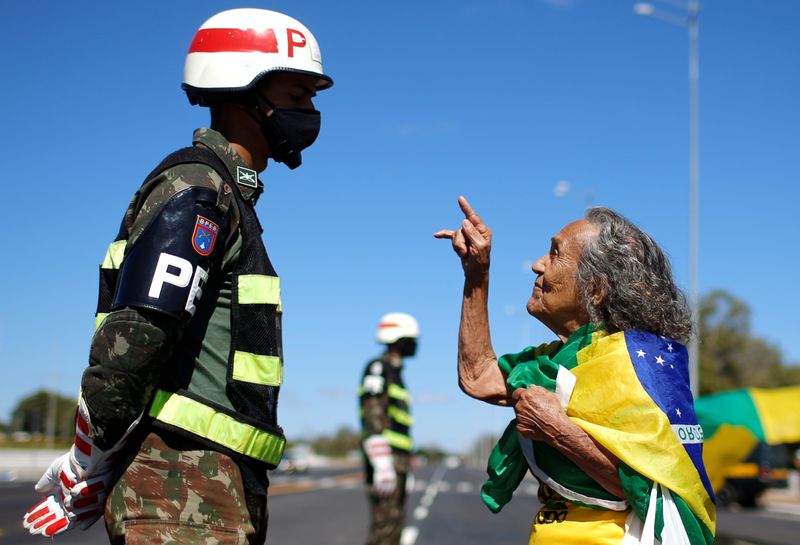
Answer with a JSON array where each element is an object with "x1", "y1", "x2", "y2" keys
[
  {"x1": 364, "y1": 435, "x2": 397, "y2": 496},
  {"x1": 23, "y1": 452, "x2": 113, "y2": 536},
  {"x1": 23, "y1": 397, "x2": 139, "y2": 537}
]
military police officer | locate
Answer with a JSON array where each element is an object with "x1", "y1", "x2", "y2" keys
[
  {"x1": 359, "y1": 313, "x2": 419, "y2": 545},
  {"x1": 23, "y1": 8, "x2": 333, "y2": 544}
]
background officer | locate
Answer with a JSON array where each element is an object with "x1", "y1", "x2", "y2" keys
[
  {"x1": 23, "y1": 8, "x2": 332, "y2": 544},
  {"x1": 359, "y1": 312, "x2": 419, "y2": 545}
]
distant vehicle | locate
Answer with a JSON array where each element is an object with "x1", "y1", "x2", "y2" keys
[
  {"x1": 276, "y1": 448, "x2": 311, "y2": 474},
  {"x1": 717, "y1": 443, "x2": 790, "y2": 508}
]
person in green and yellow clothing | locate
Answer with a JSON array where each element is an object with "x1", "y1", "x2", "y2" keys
[{"x1": 435, "y1": 197, "x2": 715, "y2": 545}]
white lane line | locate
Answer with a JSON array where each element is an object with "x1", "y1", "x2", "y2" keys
[
  {"x1": 401, "y1": 463, "x2": 448, "y2": 545},
  {"x1": 455, "y1": 481, "x2": 474, "y2": 493},
  {"x1": 400, "y1": 526, "x2": 419, "y2": 545}
]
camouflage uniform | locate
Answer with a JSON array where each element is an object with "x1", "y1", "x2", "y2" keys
[
  {"x1": 359, "y1": 355, "x2": 412, "y2": 545},
  {"x1": 82, "y1": 128, "x2": 269, "y2": 544}
]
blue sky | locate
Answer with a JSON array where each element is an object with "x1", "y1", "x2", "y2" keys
[{"x1": 2, "y1": 0, "x2": 798, "y2": 452}]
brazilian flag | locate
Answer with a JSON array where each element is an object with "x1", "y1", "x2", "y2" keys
[
  {"x1": 482, "y1": 325, "x2": 716, "y2": 544},
  {"x1": 696, "y1": 386, "x2": 800, "y2": 492}
]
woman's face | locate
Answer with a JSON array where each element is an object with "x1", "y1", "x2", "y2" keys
[{"x1": 527, "y1": 219, "x2": 598, "y2": 341}]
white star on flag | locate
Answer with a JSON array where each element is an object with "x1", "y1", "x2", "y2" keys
[
  {"x1": 676, "y1": 408, "x2": 682, "y2": 417},
  {"x1": 636, "y1": 349, "x2": 646, "y2": 358},
  {"x1": 667, "y1": 343, "x2": 674, "y2": 352},
  {"x1": 655, "y1": 355, "x2": 665, "y2": 365}
]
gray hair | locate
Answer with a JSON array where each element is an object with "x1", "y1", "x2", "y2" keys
[{"x1": 576, "y1": 207, "x2": 692, "y2": 343}]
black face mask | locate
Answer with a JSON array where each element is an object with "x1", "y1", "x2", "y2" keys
[
  {"x1": 394, "y1": 338, "x2": 418, "y2": 358},
  {"x1": 254, "y1": 94, "x2": 321, "y2": 170}
]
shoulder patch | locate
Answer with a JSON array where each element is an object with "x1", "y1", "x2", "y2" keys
[
  {"x1": 362, "y1": 374, "x2": 385, "y2": 395},
  {"x1": 369, "y1": 362, "x2": 383, "y2": 375},
  {"x1": 237, "y1": 166, "x2": 258, "y2": 188},
  {"x1": 192, "y1": 216, "x2": 219, "y2": 256}
]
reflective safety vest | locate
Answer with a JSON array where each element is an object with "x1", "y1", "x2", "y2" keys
[
  {"x1": 94, "y1": 146, "x2": 286, "y2": 468},
  {"x1": 359, "y1": 357, "x2": 413, "y2": 453}
]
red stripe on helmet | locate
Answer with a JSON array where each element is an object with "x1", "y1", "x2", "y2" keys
[
  {"x1": 189, "y1": 28, "x2": 279, "y2": 54},
  {"x1": 379, "y1": 322, "x2": 400, "y2": 329}
]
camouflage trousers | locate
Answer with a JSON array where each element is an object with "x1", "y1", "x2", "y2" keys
[
  {"x1": 105, "y1": 432, "x2": 266, "y2": 545},
  {"x1": 366, "y1": 472, "x2": 407, "y2": 545}
]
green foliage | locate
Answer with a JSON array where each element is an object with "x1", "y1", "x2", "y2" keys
[
  {"x1": 10, "y1": 390, "x2": 77, "y2": 441},
  {"x1": 699, "y1": 290, "x2": 798, "y2": 395},
  {"x1": 309, "y1": 425, "x2": 361, "y2": 458}
]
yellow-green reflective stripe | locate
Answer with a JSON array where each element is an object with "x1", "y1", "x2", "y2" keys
[
  {"x1": 94, "y1": 313, "x2": 109, "y2": 331},
  {"x1": 148, "y1": 390, "x2": 285, "y2": 465},
  {"x1": 101, "y1": 240, "x2": 127, "y2": 270},
  {"x1": 382, "y1": 429, "x2": 413, "y2": 451},
  {"x1": 388, "y1": 406, "x2": 414, "y2": 427},
  {"x1": 387, "y1": 384, "x2": 411, "y2": 403},
  {"x1": 238, "y1": 275, "x2": 281, "y2": 311},
  {"x1": 232, "y1": 351, "x2": 282, "y2": 386},
  {"x1": 357, "y1": 386, "x2": 364, "y2": 396}
]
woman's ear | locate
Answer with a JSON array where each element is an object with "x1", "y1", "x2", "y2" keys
[{"x1": 592, "y1": 276, "x2": 609, "y2": 307}]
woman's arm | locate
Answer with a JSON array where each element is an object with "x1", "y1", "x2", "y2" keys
[
  {"x1": 457, "y1": 272, "x2": 512, "y2": 405},
  {"x1": 513, "y1": 386, "x2": 624, "y2": 498},
  {"x1": 436, "y1": 196, "x2": 511, "y2": 405}
]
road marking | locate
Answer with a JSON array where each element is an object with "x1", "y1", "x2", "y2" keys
[
  {"x1": 400, "y1": 526, "x2": 419, "y2": 545},
  {"x1": 401, "y1": 463, "x2": 448, "y2": 545},
  {"x1": 456, "y1": 481, "x2": 474, "y2": 493},
  {"x1": 268, "y1": 471, "x2": 363, "y2": 496}
]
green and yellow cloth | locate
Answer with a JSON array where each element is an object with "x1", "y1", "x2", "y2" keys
[
  {"x1": 696, "y1": 386, "x2": 800, "y2": 491},
  {"x1": 482, "y1": 324, "x2": 716, "y2": 545}
]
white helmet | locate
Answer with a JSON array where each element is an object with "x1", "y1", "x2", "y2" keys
[
  {"x1": 376, "y1": 313, "x2": 420, "y2": 345},
  {"x1": 183, "y1": 8, "x2": 333, "y2": 106}
]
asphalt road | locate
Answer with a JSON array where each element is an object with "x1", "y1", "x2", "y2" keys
[{"x1": 2, "y1": 462, "x2": 798, "y2": 544}]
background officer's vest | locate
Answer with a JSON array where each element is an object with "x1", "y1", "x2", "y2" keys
[{"x1": 360, "y1": 357, "x2": 413, "y2": 453}]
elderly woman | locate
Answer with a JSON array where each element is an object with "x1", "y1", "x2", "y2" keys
[{"x1": 435, "y1": 197, "x2": 715, "y2": 545}]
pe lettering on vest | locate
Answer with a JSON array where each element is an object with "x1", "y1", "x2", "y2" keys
[{"x1": 149, "y1": 252, "x2": 208, "y2": 317}]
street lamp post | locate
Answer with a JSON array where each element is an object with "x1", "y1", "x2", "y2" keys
[{"x1": 634, "y1": 1, "x2": 701, "y2": 397}]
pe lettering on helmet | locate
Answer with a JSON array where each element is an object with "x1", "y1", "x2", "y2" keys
[
  {"x1": 287, "y1": 29, "x2": 306, "y2": 58},
  {"x1": 236, "y1": 166, "x2": 258, "y2": 188},
  {"x1": 192, "y1": 216, "x2": 219, "y2": 256}
]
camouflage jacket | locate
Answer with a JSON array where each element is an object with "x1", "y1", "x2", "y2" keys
[
  {"x1": 81, "y1": 128, "x2": 262, "y2": 449},
  {"x1": 359, "y1": 354, "x2": 411, "y2": 473}
]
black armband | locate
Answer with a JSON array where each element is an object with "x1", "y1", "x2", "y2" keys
[{"x1": 112, "y1": 186, "x2": 229, "y2": 322}]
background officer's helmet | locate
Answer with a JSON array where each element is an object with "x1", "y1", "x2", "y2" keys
[{"x1": 376, "y1": 313, "x2": 420, "y2": 345}]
